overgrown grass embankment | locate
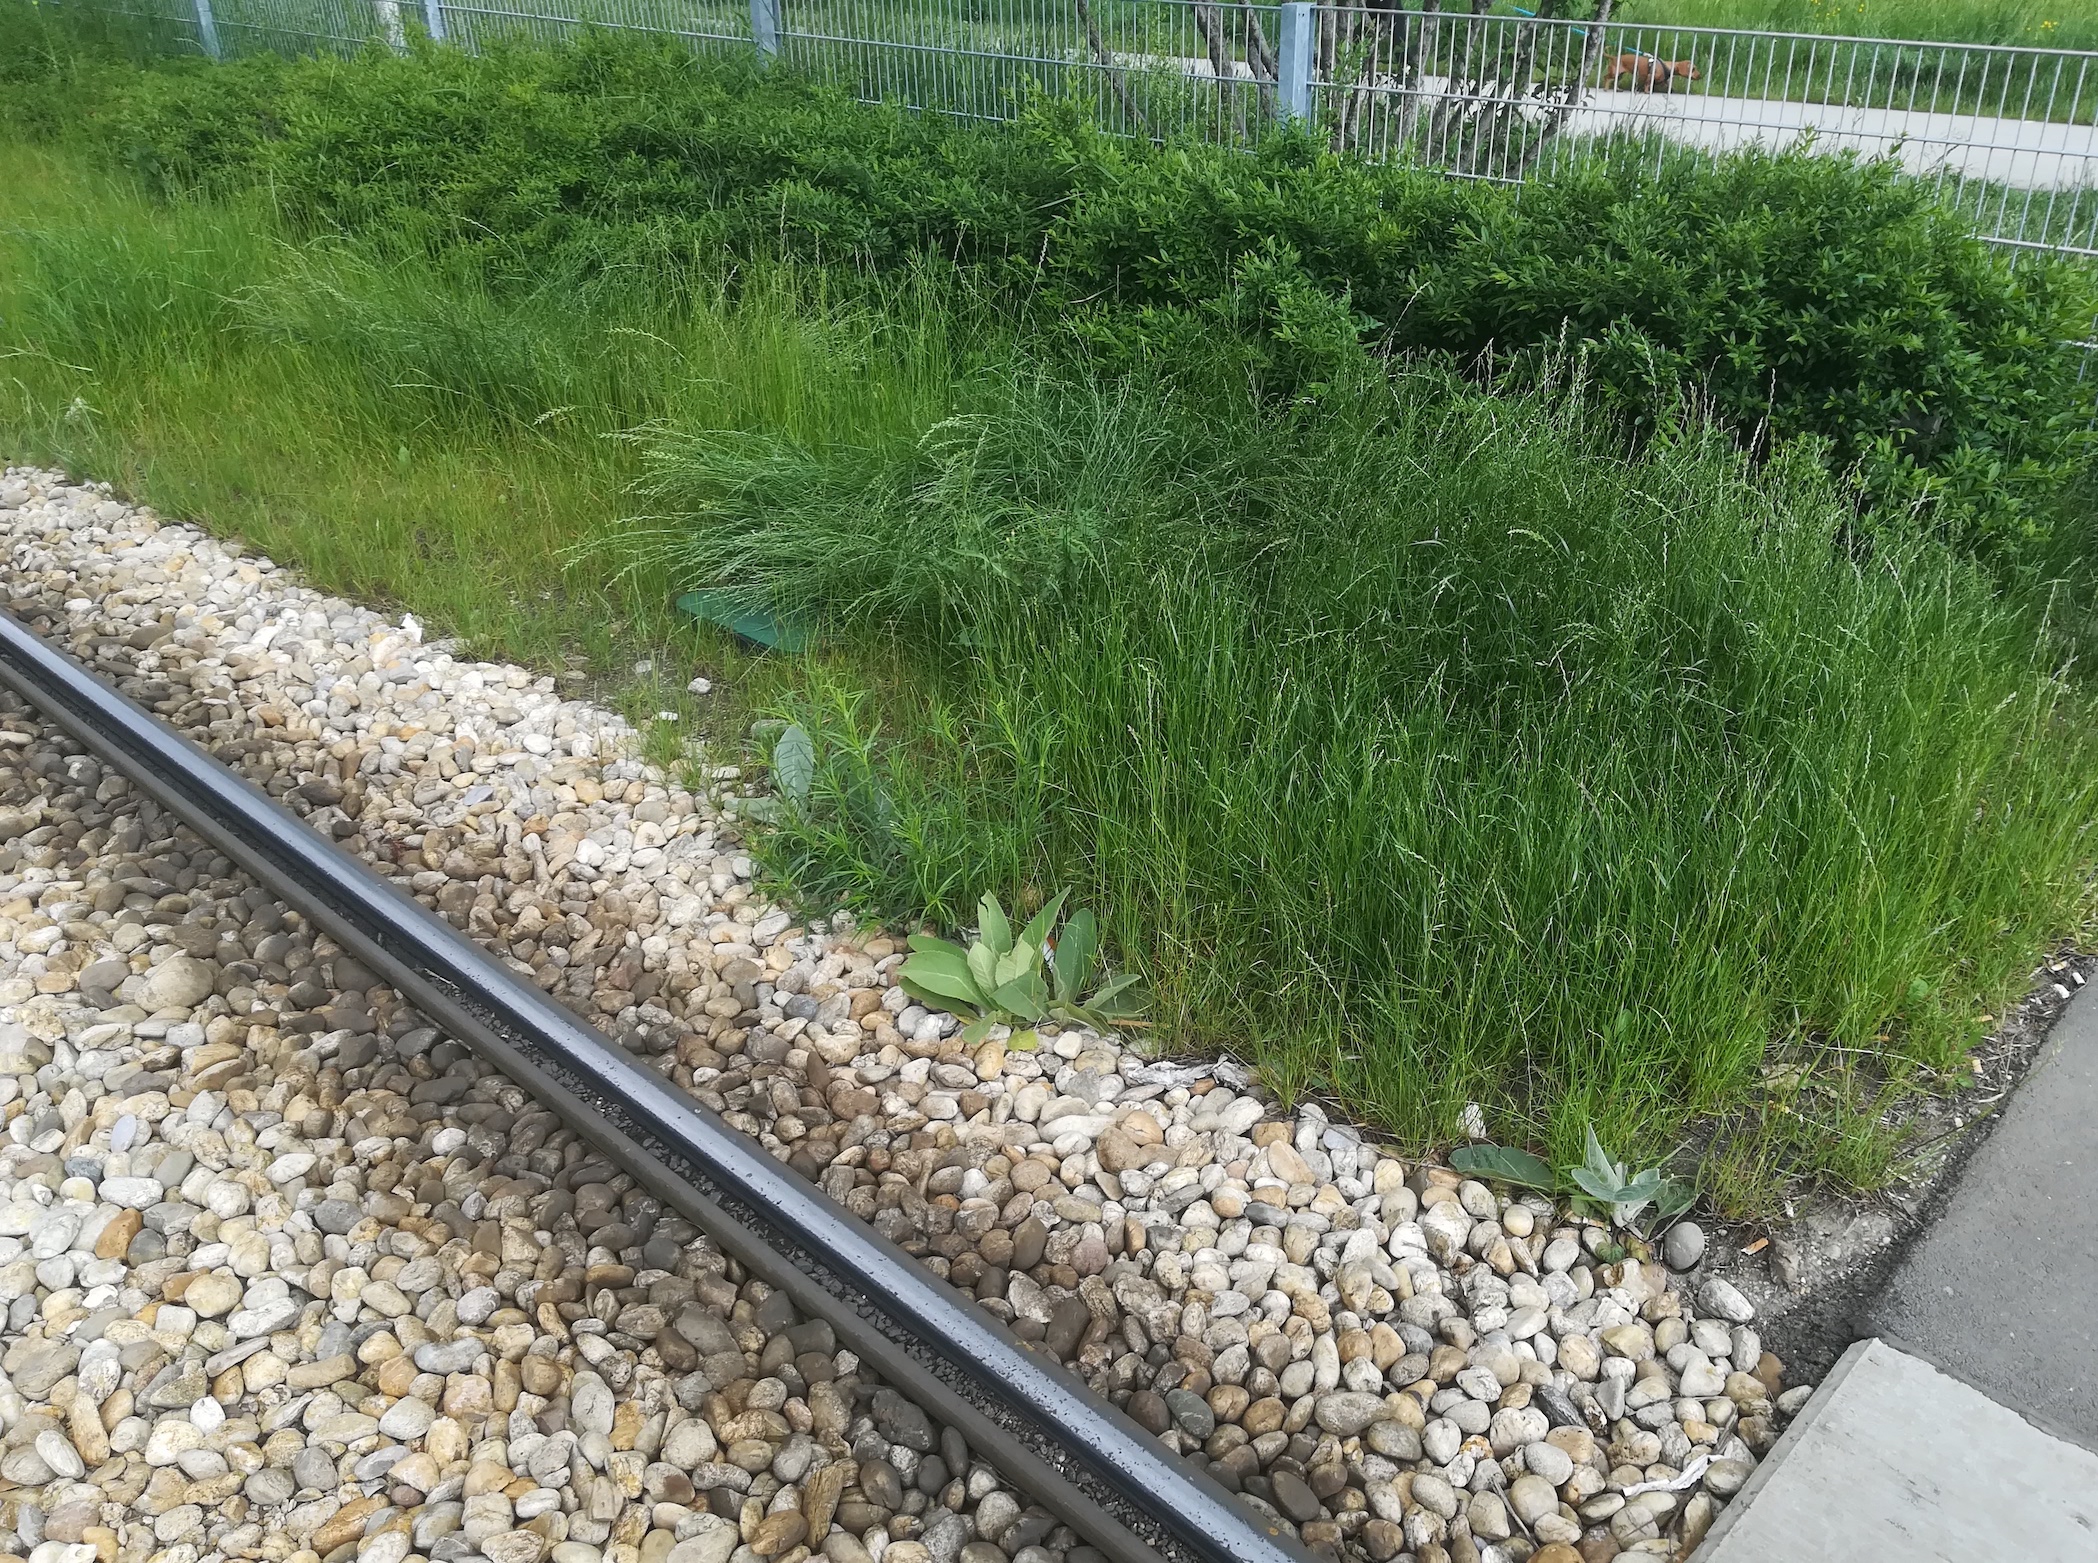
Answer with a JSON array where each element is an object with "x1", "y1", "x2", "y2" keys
[{"x1": 4, "y1": 5, "x2": 2095, "y2": 1203}]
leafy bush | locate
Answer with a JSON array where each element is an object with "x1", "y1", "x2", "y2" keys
[
  {"x1": 9, "y1": 10, "x2": 2089, "y2": 548},
  {"x1": 1041, "y1": 130, "x2": 2094, "y2": 545}
]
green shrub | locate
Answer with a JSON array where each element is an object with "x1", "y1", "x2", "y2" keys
[{"x1": 1041, "y1": 130, "x2": 2095, "y2": 547}]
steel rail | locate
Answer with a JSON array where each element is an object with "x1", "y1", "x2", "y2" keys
[{"x1": 0, "y1": 607, "x2": 1314, "y2": 1563}]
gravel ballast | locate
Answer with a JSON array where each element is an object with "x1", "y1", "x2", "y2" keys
[{"x1": 0, "y1": 466, "x2": 1816, "y2": 1563}]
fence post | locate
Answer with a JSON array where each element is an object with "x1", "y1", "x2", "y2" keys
[
  {"x1": 191, "y1": 0, "x2": 223, "y2": 59},
  {"x1": 374, "y1": 0, "x2": 407, "y2": 50},
  {"x1": 1275, "y1": 0, "x2": 1315, "y2": 123},
  {"x1": 750, "y1": 0, "x2": 779, "y2": 64},
  {"x1": 421, "y1": 0, "x2": 446, "y2": 41}
]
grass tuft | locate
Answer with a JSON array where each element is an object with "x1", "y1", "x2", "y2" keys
[{"x1": 645, "y1": 360, "x2": 2098, "y2": 1176}]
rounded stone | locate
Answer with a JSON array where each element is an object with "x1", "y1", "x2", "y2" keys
[
  {"x1": 1523, "y1": 1439, "x2": 1574, "y2": 1486},
  {"x1": 1663, "y1": 1221, "x2": 1707, "y2": 1271}
]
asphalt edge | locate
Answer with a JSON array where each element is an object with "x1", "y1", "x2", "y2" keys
[{"x1": 1683, "y1": 1336, "x2": 1882, "y2": 1561}]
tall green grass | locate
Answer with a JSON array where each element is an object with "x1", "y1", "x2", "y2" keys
[
  {"x1": 637, "y1": 359, "x2": 2098, "y2": 1186},
  {"x1": 0, "y1": 141, "x2": 987, "y2": 677}
]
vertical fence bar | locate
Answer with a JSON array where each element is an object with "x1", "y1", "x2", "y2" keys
[
  {"x1": 191, "y1": 0, "x2": 223, "y2": 58},
  {"x1": 421, "y1": 0, "x2": 445, "y2": 42},
  {"x1": 751, "y1": 0, "x2": 780, "y2": 64},
  {"x1": 375, "y1": 0, "x2": 407, "y2": 50},
  {"x1": 1277, "y1": 0, "x2": 1316, "y2": 122}
]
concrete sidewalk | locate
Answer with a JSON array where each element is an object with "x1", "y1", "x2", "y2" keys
[
  {"x1": 1693, "y1": 1338, "x2": 2098, "y2": 1561},
  {"x1": 1863, "y1": 981, "x2": 2098, "y2": 1449}
]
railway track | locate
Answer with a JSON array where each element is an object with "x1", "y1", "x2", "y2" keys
[{"x1": 0, "y1": 607, "x2": 1314, "y2": 1563}]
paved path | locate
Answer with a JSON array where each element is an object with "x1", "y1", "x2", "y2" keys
[
  {"x1": 1143, "y1": 55, "x2": 2098, "y2": 193},
  {"x1": 1863, "y1": 980, "x2": 2098, "y2": 1448},
  {"x1": 1693, "y1": 1338, "x2": 2098, "y2": 1561},
  {"x1": 1563, "y1": 88, "x2": 2098, "y2": 191}
]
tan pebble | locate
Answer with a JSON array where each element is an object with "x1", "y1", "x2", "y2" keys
[
  {"x1": 95, "y1": 1210, "x2": 142, "y2": 1261},
  {"x1": 372, "y1": 1357, "x2": 417, "y2": 1398},
  {"x1": 426, "y1": 1417, "x2": 469, "y2": 1466},
  {"x1": 1119, "y1": 1110, "x2": 1163, "y2": 1145},
  {"x1": 1241, "y1": 1398, "x2": 1286, "y2": 1436},
  {"x1": 444, "y1": 1377, "x2": 494, "y2": 1416},
  {"x1": 358, "y1": 1332, "x2": 404, "y2": 1364},
  {"x1": 1599, "y1": 1324, "x2": 1653, "y2": 1362},
  {"x1": 1265, "y1": 1142, "x2": 1313, "y2": 1184},
  {"x1": 750, "y1": 1513, "x2": 806, "y2": 1558},
  {"x1": 313, "y1": 1497, "x2": 387, "y2": 1553},
  {"x1": 66, "y1": 1397, "x2": 109, "y2": 1466},
  {"x1": 246, "y1": 1354, "x2": 293, "y2": 1393},
  {"x1": 799, "y1": 1462, "x2": 847, "y2": 1535}
]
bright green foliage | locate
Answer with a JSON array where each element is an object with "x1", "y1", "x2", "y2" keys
[
  {"x1": 897, "y1": 891, "x2": 1145, "y2": 1043},
  {"x1": 5, "y1": 8, "x2": 2090, "y2": 549},
  {"x1": 3, "y1": 6, "x2": 2096, "y2": 1198},
  {"x1": 1046, "y1": 907, "x2": 1146, "y2": 1033},
  {"x1": 1042, "y1": 134, "x2": 2094, "y2": 545},
  {"x1": 1612, "y1": 0, "x2": 2098, "y2": 52},
  {"x1": 671, "y1": 362, "x2": 2098, "y2": 1165}
]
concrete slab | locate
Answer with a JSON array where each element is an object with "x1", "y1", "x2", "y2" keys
[
  {"x1": 1863, "y1": 982, "x2": 2098, "y2": 1449},
  {"x1": 1693, "y1": 1338, "x2": 2098, "y2": 1562}
]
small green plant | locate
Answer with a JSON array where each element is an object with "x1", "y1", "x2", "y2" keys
[
  {"x1": 896, "y1": 890, "x2": 1144, "y2": 1044},
  {"x1": 1567, "y1": 1125, "x2": 1696, "y2": 1232},
  {"x1": 1453, "y1": 1124, "x2": 1697, "y2": 1234}
]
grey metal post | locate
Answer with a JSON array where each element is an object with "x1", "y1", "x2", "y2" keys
[
  {"x1": 422, "y1": 0, "x2": 446, "y2": 39},
  {"x1": 191, "y1": 0, "x2": 223, "y2": 59},
  {"x1": 374, "y1": 0, "x2": 407, "y2": 50},
  {"x1": 1275, "y1": 0, "x2": 1315, "y2": 123},
  {"x1": 750, "y1": 0, "x2": 779, "y2": 64}
]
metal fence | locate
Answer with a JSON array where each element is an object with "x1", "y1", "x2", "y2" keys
[{"x1": 61, "y1": 0, "x2": 2098, "y2": 261}]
